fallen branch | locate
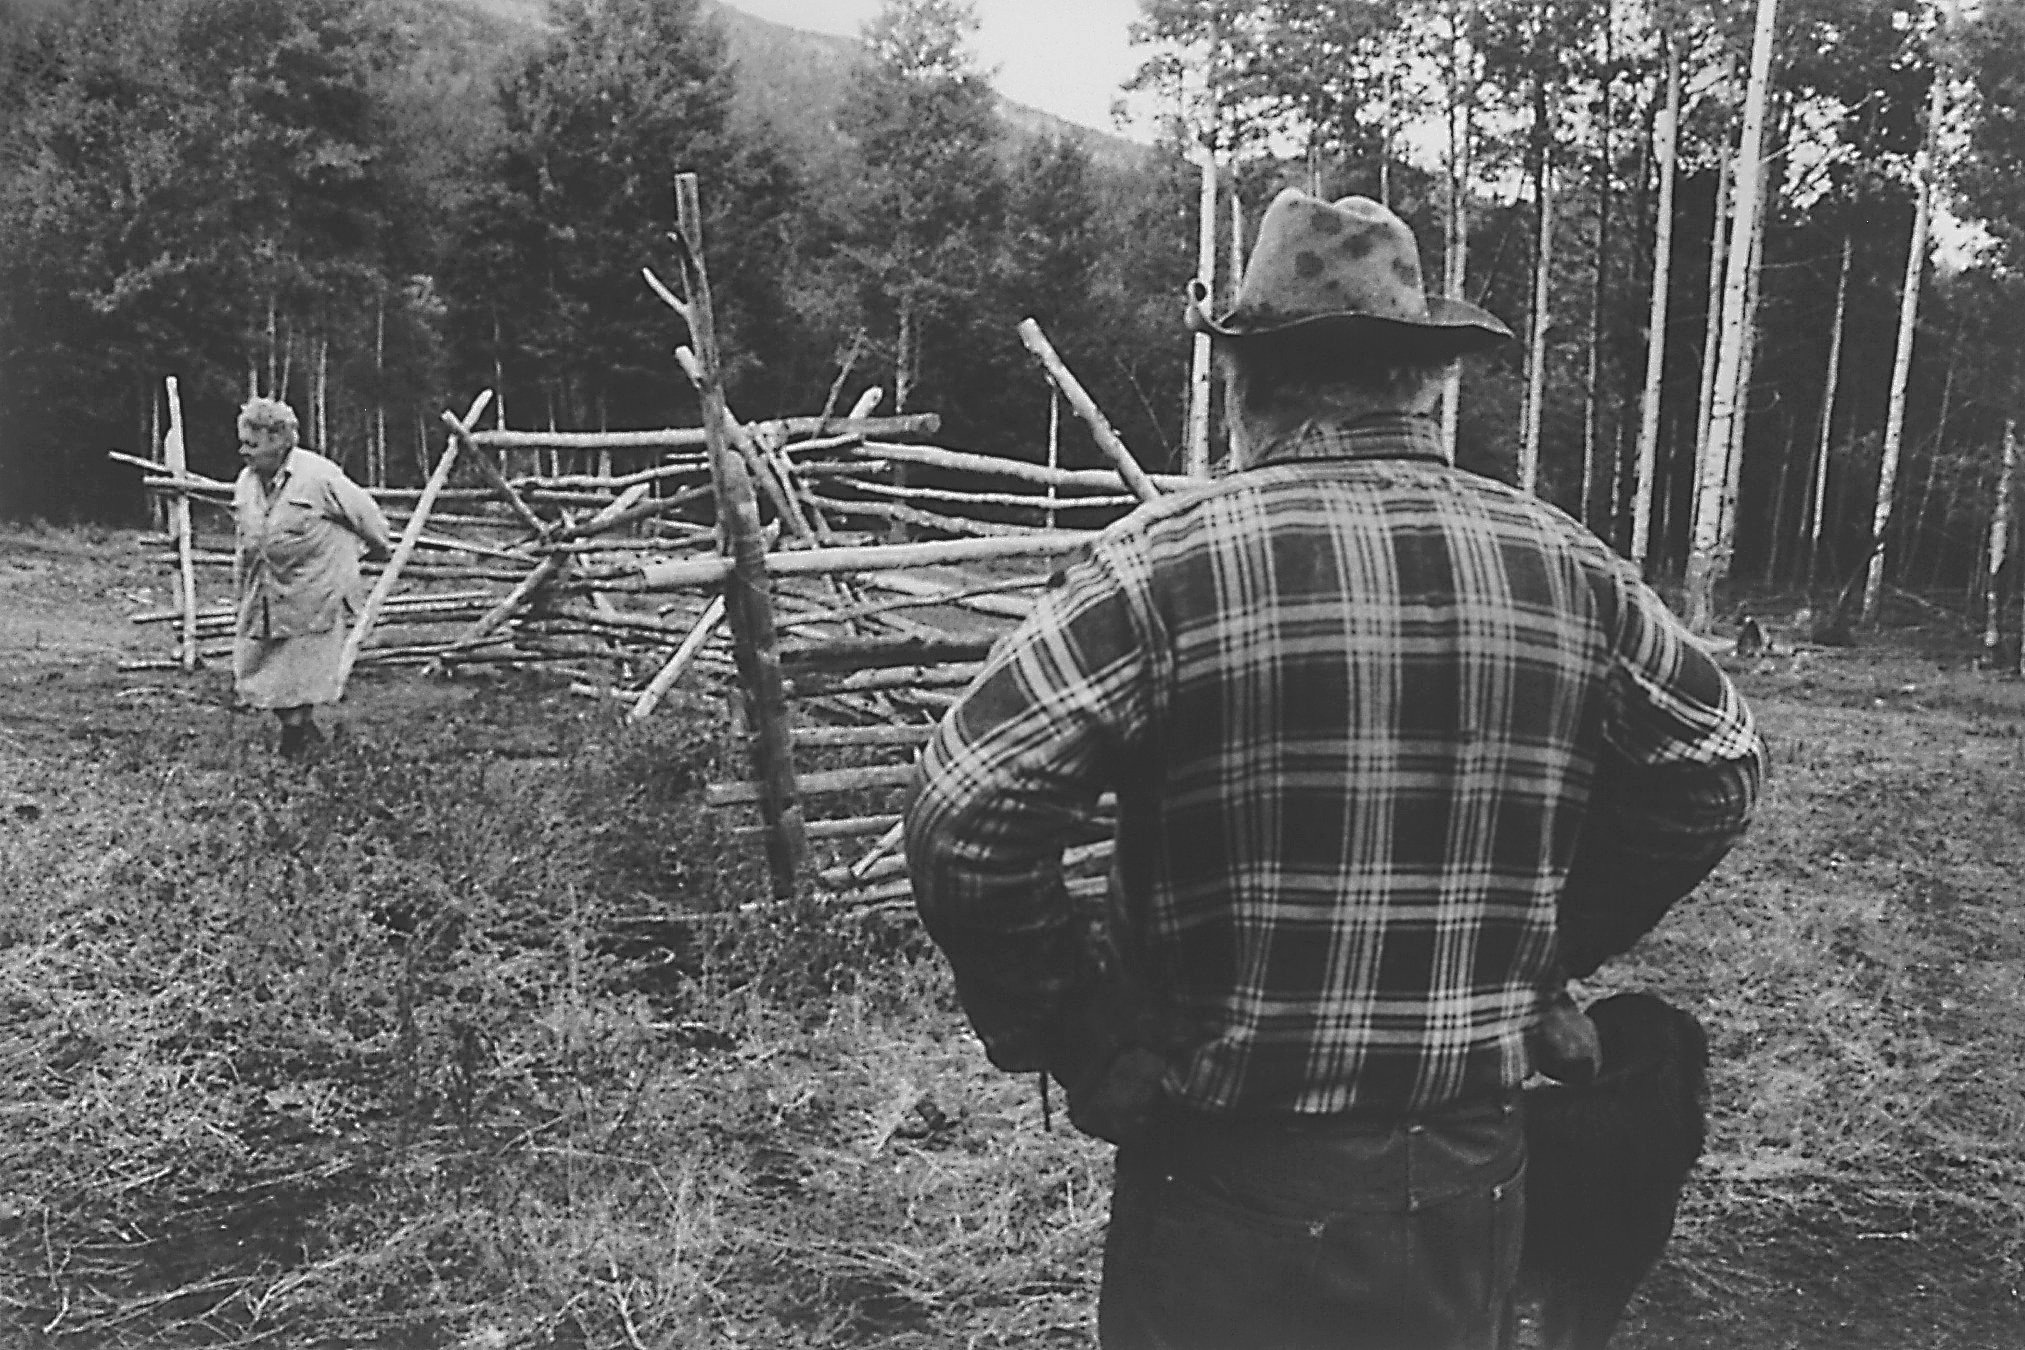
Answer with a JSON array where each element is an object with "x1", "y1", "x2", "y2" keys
[
  {"x1": 1016, "y1": 318, "x2": 1160, "y2": 505},
  {"x1": 793, "y1": 724, "x2": 937, "y2": 749},
  {"x1": 783, "y1": 664, "x2": 982, "y2": 699},
  {"x1": 778, "y1": 636, "x2": 995, "y2": 670},
  {"x1": 854, "y1": 439, "x2": 1194, "y2": 495},
  {"x1": 803, "y1": 490, "x2": 1081, "y2": 539},
  {"x1": 705, "y1": 762, "x2": 915, "y2": 807},
  {"x1": 734, "y1": 812, "x2": 903, "y2": 842},
  {"x1": 626, "y1": 594, "x2": 727, "y2": 723},
  {"x1": 468, "y1": 413, "x2": 939, "y2": 452},
  {"x1": 623, "y1": 531, "x2": 1091, "y2": 592},
  {"x1": 340, "y1": 389, "x2": 493, "y2": 688}
]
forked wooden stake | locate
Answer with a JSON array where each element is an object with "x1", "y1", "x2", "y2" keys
[{"x1": 670, "y1": 170, "x2": 809, "y2": 899}]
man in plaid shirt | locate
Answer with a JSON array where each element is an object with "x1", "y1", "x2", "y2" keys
[{"x1": 905, "y1": 190, "x2": 1765, "y2": 1350}]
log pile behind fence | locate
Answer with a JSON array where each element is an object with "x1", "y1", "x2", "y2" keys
[
  {"x1": 118, "y1": 172, "x2": 1170, "y2": 904},
  {"x1": 123, "y1": 358, "x2": 1158, "y2": 908}
]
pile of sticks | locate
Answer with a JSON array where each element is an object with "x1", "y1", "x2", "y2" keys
[{"x1": 119, "y1": 182, "x2": 1174, "y2": 909}]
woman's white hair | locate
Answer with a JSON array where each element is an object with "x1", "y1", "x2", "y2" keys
[{"x1": 238, "y1": 396, "x2": 300, "y2": 441}]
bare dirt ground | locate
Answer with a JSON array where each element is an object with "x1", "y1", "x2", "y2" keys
[{"x1": 5, "y1": 523, "x2": 2025, "y2": 1349}]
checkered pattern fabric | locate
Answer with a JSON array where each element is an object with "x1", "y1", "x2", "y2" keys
[{"x1": 905, "y1": 415, "x2": 1764, "y2": 1118}]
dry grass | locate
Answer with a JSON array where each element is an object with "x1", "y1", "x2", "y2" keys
[{"x1": 4, "y1": 529, "x2": 2025, "y2": 1347}]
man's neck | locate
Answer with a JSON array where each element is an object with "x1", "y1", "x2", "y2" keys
[{"x1": 1237, "y1": 410, "x2": 1440, "y2": 467}]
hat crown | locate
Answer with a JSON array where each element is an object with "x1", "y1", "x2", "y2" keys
[
  {"x1": 1233, "y1": 191, "x2": 1430, "y2": 328},
  {"x1": 1182, "y1": 188, "x2": 1514, "y2": 354}
]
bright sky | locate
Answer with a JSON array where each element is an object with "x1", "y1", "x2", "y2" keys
[{"x1": 722, "y1": 0, "x2": 1147, "y2": 136}]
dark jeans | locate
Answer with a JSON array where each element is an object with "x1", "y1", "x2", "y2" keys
[{"x1": 1099, "y1": 1097, "x2": 1525, "y2": 1350}]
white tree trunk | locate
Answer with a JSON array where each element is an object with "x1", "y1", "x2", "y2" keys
[
  {"x1": 1804, "y1": 234, "x2": 1852, "y2": 588},
  {"x1": 1440, "y1": 0, "x2": 1475, "y2": 463},
  {"x1": 1581, "y1": 0, "x2": 1615, "y2": 534},
  {"x1": 1521, "y1": 147, "x2": 1554, "y2": 496},
  {"x1": 1989, "y1": 420, "x2": 2015, "y2": 665},
  {"x1": 1230, "y1": 185, "x2": 1246, "y2": 296},
  {"x1": 896, "y1": 295, "x2": 915, "y2": 415},
  {"x1": 1631, "y1": 31, "x2": 1681, "y2": 572},
  {"x1": 1718, "y1": 192, "x2": 1766, "y2": 556},
  {"x1": 316, "y1": 333, "x2": 329, "y2": 454},
  {"x1": 1909, "y1": 341, "x2": 1960, "y2": 583},
  {"x1": 1227, "y1": 185, "x2": 1248, "y2": 470},
  {"x1": 373, "y1": 294, "x2": 387, "y2": 488},
  {"x1": 1684, "y1": 0, "x2": 1777, "y2": 633},
  {"x1": 1693, "y1": 151, "x2": 1732, "y2": 481},
  {"x1": 1862, "y1": 80, "x2": 1943, "y2": 622},
  {"x1": 1187, "y1": 145, "x2": 1217, "y2": 478},
  {"x1": 1381, "y1": 53, "x2": 1396, "y2": 207}
]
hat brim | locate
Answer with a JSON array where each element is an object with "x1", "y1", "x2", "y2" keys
[{"x1": 1187, "y1": 293, "x2": 1514, "y2": 358}]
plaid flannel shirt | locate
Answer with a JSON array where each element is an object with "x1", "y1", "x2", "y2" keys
[{"x1": 905, "y1": 415, "x2": 1764, "y2": 1119}]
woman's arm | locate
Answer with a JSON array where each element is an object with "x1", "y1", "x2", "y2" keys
[{"x1": 327, "y1": 470, "x2": 394, "y2": 561}]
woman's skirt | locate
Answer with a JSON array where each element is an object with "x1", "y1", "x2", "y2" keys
[{"x1": 234, "y1": 627, "x2": 346, "y2": 708}]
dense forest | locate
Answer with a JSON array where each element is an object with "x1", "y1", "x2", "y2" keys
[{"x1": 4, "y1": 0, "x2": 2025, "y2": 627}]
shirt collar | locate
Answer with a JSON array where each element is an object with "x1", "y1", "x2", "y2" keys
[
  {"x1": 258, "y1": 447, "x2": 301, "y2": 493},
  {"x1": 1246, "y1": 414, "x2": 1449, "y2": 470}
]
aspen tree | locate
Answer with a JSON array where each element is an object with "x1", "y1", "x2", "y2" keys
[
  {"x1": 1993, "y1": 420, "x2": 2017, "y2": 667},
  {"x1": 1684, "y1": 0, "x2": 1777, "y2": 633},
  {"x1": 1631, "y1": 28, "x2": 1682, "y2": 571},
  {"x1": 1863, "y1": 77, "x2": 1945, "y2": 623},
  {"x1": 1803, "y1": 234, "x2": 1852, "y2": 589},
  {"x1": 1440, "y1": 0, "x2": 1476, "y2": 463}
]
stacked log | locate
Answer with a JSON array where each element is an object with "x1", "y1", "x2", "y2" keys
[{"x1": 115, "y1": 190, "x2": 1169, "y2": 910}]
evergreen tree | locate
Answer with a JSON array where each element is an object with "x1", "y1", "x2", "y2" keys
[
  {"x1": 838, "y1": 0, "x2": 1005, "y2": 420},
  {"x1": 0, "y1": 0, "x2": 410, "y2": 511},
  {"x1": 449, "y1": 0, "x2": 799, "y2": 431}
]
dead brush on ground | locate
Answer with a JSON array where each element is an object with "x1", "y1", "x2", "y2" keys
[
  {"x1": 1592, "y1": 648, "x2": 2025, "y2": 1343},
  {"x1": 0, "y1": 678, "x2": 1112, "y2": 1347},
  {"x1": 0, "y1": 697, "x2": 741, "y2": 1345},
  {"x1": 9, "y1": 556, "x2": 2025, "y2": 1347}
]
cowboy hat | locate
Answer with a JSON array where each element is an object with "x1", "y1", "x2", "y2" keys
[{"x1": 1186, "y1": 189, "x2": 1513, "y2": 357}]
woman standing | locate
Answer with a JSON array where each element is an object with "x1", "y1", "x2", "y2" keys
[{"x1": 232, "y1": 397, "x2": 393, "y2": 757}]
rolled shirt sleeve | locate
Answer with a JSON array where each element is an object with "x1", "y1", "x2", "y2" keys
[
  {"x1": 905, "y1": 546, "x2": 1152, "y2": 1072},
  {"x1": 1558, "y1": 570, "x2": 1768, "y2": 978}
]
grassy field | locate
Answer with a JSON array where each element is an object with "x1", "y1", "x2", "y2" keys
[{"x1": 4, "y1": 522, "x2": 2025, "y2": 1349}]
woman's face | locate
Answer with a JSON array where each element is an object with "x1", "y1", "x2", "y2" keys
[{"x1": 238, "y1": 422, "x2": 292, "y2": 480}]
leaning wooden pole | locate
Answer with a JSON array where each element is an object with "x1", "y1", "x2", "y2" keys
[
  {"x1": 163, "y1": 376, "x2": 199, "y2": 671},
  {"x1": 1016, "y1": 318, "x2": 1160, "y2": 505},
  {"x1": 670, "y1": 172, "x2": 807, "y2": 898},
  {"x1": 443, "y1": 412, "x2": 548, "y2": 538},
  {"x1": 629, "y1": 594, "x2": 726, "y2": 724},
  {"x1": 340, "y1": 389, "x2": 492, "y2": 687}
]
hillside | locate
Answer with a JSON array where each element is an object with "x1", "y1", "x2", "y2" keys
[{"x1": 435, "y1": 0, "x2": 1150, "y2": 170}]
